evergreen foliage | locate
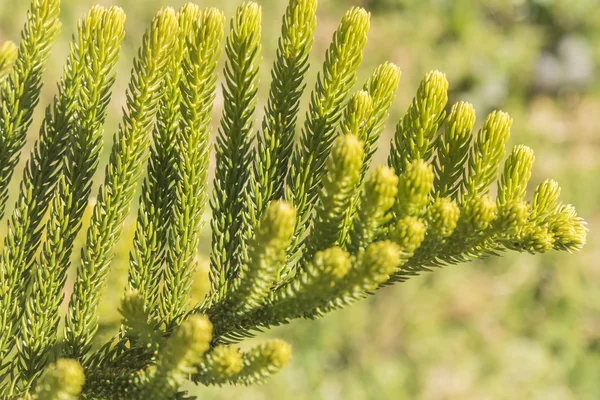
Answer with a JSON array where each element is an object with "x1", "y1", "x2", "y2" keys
[
  {"x1": 63, "y1": 6, "x2": 178, "y2": 361},
  {"x1": 127, "y1": 3, "x2": 203, "y2": 321},
  {"x1": 160, "y1": 6, "x2": 225, "y2": 327},
  {"x1": 210, "y1": 2, "x2": 262, "y2": 298},
  {"x1": 0, "y1": 0, "x2": 586, "y2": 398}
]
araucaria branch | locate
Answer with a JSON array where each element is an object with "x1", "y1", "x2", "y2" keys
[{"x1": 0, "y1": 0, "x2": 587, "y2": 398}]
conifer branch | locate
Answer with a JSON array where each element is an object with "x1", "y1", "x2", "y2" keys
[
  {"x1": 394, "y1": 159, "x2": 434, "y2": 219},
  {"x1": 497, "y1": 145, "x2": 535, "y2": 206},
  {"x1": 395, "y1": 111, "x2": 512, "y2": 273},
  {"x1": 433, "y1": 194, "x2": 498, "y2": 266},
  {"x1": 127, "y1": 4, "x2": 202, "y2": 315},
  {"x1": 381, "y1": 216, "x2": 427, "y2": 284},
  {"x1": 193, "y1": 340, "x2": 291, "y2": 386},
  {"x1": 496, "y1": 145, "x2": 550, "y2": 252},
  {"x1": 88, "y1": 315, "x2": 211, "y2": 400},
  {"x1": 332, "y1": 92, "x2": 373, "y2": 246},
  {"x1": 11, "y1": 7, "x2": 125, "y2": 392},
  {"x1": 403, "y1": 112, "x2": 513, "y2": 270},
  {"x1": 120, "y1": 290, "x2": 161, "y2": 349},
  {"x1": 388, "y1": 70, "x2": 448, "y2": 175},
  {"x1": 463, "y1": 110, "x2": 512, "y2": 197},
  {"x1": 135, "y1": 315, "x2": 212, "y2": 399},
  {"x1": 318, "y1": 241, "x2": 402, "y2": 313},
  {"x1": 213, "y1": 247, "x2": 352, "y2": 342},
  {"x1": 0, "y1": 0, "x2": 79, "y2": 376},
  {"x1": 0, "y1": 0, "x2": 61, "y2": 220},
  {"x1": 250, "y1": 0, "x2": 317, "y2": 226},
  {"x1": 226, "y1": 340, "x2": 292, "y2": 385},
  {"x1": 432, "y1": 101, "x2": 476, "y2": 199},
  {"x1": 339, "y1": 90, "x2": 374, "y2": 139},
  {"x1": 347, "y1": 166, "x2": 398, "y2": 254},
  {"x1": 550, "y1": 204, "x2": 587, "y2": 252},
  {"x1": 63, "y1": 8, "x2": 178, "y2": 359},
  {"x1": 193, "y1": 345, "x2": 243, "y2": 385},
  {"x1": 209, "y1": 201, "x2": 296, "y2": 323},
  {"x1": 530, "y1": 179, "x2": 561, "y2": 223},
  {"x1": 409, "y1": 196, "x2": 460, "y2": 265},
  {"x1": 160, "y1": 7, "x2": 225, "y2": 326},
  {"x1": 286, "y1": 7, "x2": 370, "y2": 272},
  {"x1": 0, "y1": 0, "x2": 588, "y2": 395},
  {"x1": 303, "y1": 133, "x2": 364, "y2": 263},
  {"x1": 360, "y1": 63, "x2": 402, "y2": 176},
  {"x1": 521, "y1": 179, "x2": 585, "y2": 253},
  {"x1": 210, "y1": 2, "x2": 262, "y2": 298},
  {"x1": 340, "y1": 65, "x2": 401, "y2": 247},
  {"x1": 386, "y1": 115, "x2": 513, "y2": 282}
]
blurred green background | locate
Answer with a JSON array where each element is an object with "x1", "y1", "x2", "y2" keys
[{"x1": 1, "y1": 0, "x2": 599, "y2": 398}]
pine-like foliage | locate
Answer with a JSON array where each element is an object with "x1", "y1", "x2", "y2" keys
[
  {"x1": 209, "y1": 2, "x2": 262, "y2": 299},
  {"x1": 0, "y1": 0, "x2": 586, "y2": 398}
]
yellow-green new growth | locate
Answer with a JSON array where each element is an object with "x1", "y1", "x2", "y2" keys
[
  {"x1": 394, "y1": 159, "x2": 434, "y2": 218},
  {"x1": 194, "y1": 345, "x2": 244, "y2": 385},
  {"x1": 355, "y1": 241, "x2": 402, "y2": 290},
  {"x1": 385, "y1": 216, "x2": 427, "y2": 284},
  {"x1": 496, "y1": 199, "x2": 529, "y2": 233},
  {"x1": 137, "y1": 315, "x2": 212, "y2": 399},
  {"x1": 348, "y1": 165, "x2": 399, "y2": 253},
  {"x1": 433, "y1": 101, "x2": 476, "y2": 199},
  {"x1": 343, "y1": 66, "x2": 401, "y2": 245},
  {"x1": 260, "y1": 247, "x2": 352, "y2": 324},
  {"x1": 550, "y1": 204, "x2": 587, "y2": 252},
  {"x1": 389, "y1": 70, "x2": 448, "y2": 175},
  {"x1": 497, "y1": 145, "x2": 536, "y2": 205},
  {"x1": 119, "y1": 290, "x2": 160, "y2": 349},
  {"x1": 340, "y1": 90, "x2": 374, "y2": 139},
  {"x1": 195, "y1": 340, "x2": 293, "y2": 385},
  {"x1": 464, "y1": 110, "x2": 513, "y2": 197},
  {"x1": 390, "y1": 216, "x2": 428, "y2": 253},
  {"x1": 210, "y1": 201, "x2": 296, "y2": 320},
  {"x1": 166, "y1": 314, "x2": 213, "y2": 366},
  {"x1": 410, "y1": 197, "x2": 460, "y2": 264},
  {"x1": 519, "y1": 178, "x2": 587, "y2": 253},
  {"x1": 120, "y1": 290, "x2": 149, "y2": 330},
  {"x1": 230, "y1": 247, "x2": 352, "y2": 334},
  {"x1": 360, "y1": 63, "x2": 402, "y2": 175},
  {"x1": 426, "y1": 197, "x2": 461, "y2": 239},
  {"x1": 286, "y1": 7, "x2": 370, "y2": 269},
  {"x1": 304, "y1": 134, "x2": 364, "y2": 262},
  {"x1": 531, "y1": 179, "x2": 562, "y2": 223},
  {"x1": 322, "y1": 241, "x2": 401, "y2": 313},
  {"x1": 335, "y1": 91, "x2": 374, "y2": 242},
  {"x1": 503, "y1": 174, "x2": 585, "y2": 254},
  {"x1": 435, "y1": 195, "x2": 497, "y2": 266},
  {"x1": 494, "y1": 145, "x2": 537, "y2": 250},
  {"x1": 460, "y1": 195, "x2": 497, "y2": 232},
  {"x1": 34, "y1": 359, "x2": 84, "y2": 400},
  {"x1": 235, "y1": 340, "x2": 292, "y2": 385}
]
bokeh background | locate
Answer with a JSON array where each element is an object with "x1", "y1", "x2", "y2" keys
[{"x1": 1, "y1": 0, "x2": 599, "y2": 398}]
